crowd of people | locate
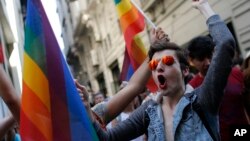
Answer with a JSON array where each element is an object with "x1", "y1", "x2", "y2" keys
[{"x1": 0, "y1": 0, "x2": 250, "y2": 140}]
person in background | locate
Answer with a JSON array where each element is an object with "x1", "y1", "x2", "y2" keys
[
  {"x1": 75, "y1": 81, "x2": 107, "y2": 130},
  {"x1": 0, "y1": 116, "x2": 16, "y2": 140},
  {"x1": 186, "y1": 36, "x2": 248, "y2": 140},
  {"x1": 113, "y1": 81, "x2": 144, "y2": 141},
  {"x1": 0, "y1": 65, "x2": 20, "y2": 140},
  {"x1": 93, "y1": 92, "x2": 105, "y2": 106},
  {"x1": 0, "y1": 65, "x2": 20, "y2": 123},
  {"x1": 242, "y1": 53, "x2": 250, "y2": 123}
]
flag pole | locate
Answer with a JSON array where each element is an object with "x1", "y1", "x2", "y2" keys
[{"x1": 130, "y1": 0, "x2": 157, "y2": 29}]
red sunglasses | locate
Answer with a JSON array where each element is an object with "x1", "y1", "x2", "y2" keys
[{"x1": 149, "y1": 56, "x2": 175, "y2": 70}]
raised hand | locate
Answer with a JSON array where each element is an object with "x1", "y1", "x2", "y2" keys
[
  {"x1": 74, "y1": 80, "x2": 90, "y2": 109},
  {"x1": 150, "y1": 28, "x2": 169, "y2": 45},
  {"x1": 192, "y1": 0, "x2": 208, "y2": 9},
  {"x1": 74, "y1": 80, "x2": 95, "y2": 121},
  {"x1": 192, "y1": 0, "x2": 215, "y2": 20}
]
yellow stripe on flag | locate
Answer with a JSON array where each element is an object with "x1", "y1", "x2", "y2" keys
[
  {"x1": 116, "y1": 0, "x2": 132, "y2": 18},
  {"x1": 23, "y1": 53, "x2": 51, "y2": 111},
  {"x1": 120, "y1": 6, "x2": 140, "y2": 32}
]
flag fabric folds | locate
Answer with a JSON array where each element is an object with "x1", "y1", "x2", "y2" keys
[
  {"x1": 20, "y1": 0, "x2": 99, "y2": 141},
  {"x1": 120, "y1": 48, "x2": 134, "y2": 81},
  {"x1": 114, "y1": 0, "x2": 157, "y2": 92}
]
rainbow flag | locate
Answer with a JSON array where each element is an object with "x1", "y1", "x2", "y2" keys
[
  {"x1": 114, "y1": 0, "x2": 157, "y2": 92},
  {"x1": 120, "y1": 48, "x2": 134, "y2": 81},
  {"x1": 20, "y1": 0, "x2": 99, "y2": 141}
]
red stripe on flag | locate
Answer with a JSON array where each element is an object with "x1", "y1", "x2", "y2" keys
[
  {"x1": 129, "y1": 40, "x2": 146, "y2": 69},
  {"x1": 20, "y1": 109, "x2": 48, "y2": 141},
  {"x1": 21, "y1": 82, "x2": 52, "y2": 141},
  {"x1": 123, "y1": 13, "x2": 144, "y2": 68},
  {"x1": 123, "y1": 12, "x2": 145, "y2": 49}
]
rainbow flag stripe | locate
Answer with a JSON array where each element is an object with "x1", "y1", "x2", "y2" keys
[
  {"x1": 115, "y1": 0, "x2": 157, "y2": 91},
  {"x1": 20, "y1": 0, "x2": 99, "y2": 141}
]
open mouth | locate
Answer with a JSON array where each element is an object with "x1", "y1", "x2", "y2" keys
[{"x1": 158, "y1": 75, "x2": 167, "y2": 89}]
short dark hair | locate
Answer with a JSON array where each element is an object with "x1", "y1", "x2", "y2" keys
[
  {"x1": 94, "y1": 92, "x2": 104, "y2": 98},
  {"x1": 148, "y1": 40, "x2": 189, "y2": 71},
  {"x1": 244, "y1": 56, "x2": 250, "y2": 69},
  {"x1": 186, "y1": 36, "x2": 215, "y2": 60}
]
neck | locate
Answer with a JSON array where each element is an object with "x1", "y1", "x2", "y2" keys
[
  {"x1": 198, "y1": 72, "x2": 205, "y2": 78},
  {"x1": 161, "y1": 87, "x2": 184, "y2": 109}
]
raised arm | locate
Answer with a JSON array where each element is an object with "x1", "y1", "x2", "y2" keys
[
  {"x1": 0, "y1": 65, "x2": 21, "y2": 123},
  {"x1": 104, "y1": 58, "x2": 150, "y2": 123},
  {"x1": 104, "y1": 28, "x2": 169, "y2": 123},
  {"x1": 193, "y1": 0, "x2": 235, "y2": 114},
  {"x1": 93, "y1": 100, "x2": 151, "y2": 141},
  {"x1": 0, "y1": 115, "x2": 16, "y2": 139}
]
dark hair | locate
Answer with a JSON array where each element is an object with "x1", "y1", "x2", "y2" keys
[
  {"x1": 148, "y1": 40, "x2": 189, "y2": 71},
  {"x1": 244, "y1": 56, "x2": 250, "y2": 69},
  {"x1": 94, "y1": 92, "x2": 104, "y2": 98},
  {"x1": 186, "y1": 36, "x2": 215, "y2": 60}
]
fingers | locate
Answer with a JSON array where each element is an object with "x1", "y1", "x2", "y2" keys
[
  {"x1": 150, "y1": 27, "x2": 170, "y2": 44},
  {"x1": 75, "y1": 80, "x2": 83, "y2": 89},
  {"x1": 155, "y1": 28, "x2": 170, "y2": 42},
  {"x1": 74, "y1": 80, "x2": 88, "y2": 93},
  {"x1": 79, "y1": 92, "x2": 84, "y2": 100},
  {"x1": 74, "y1": 79, "x2": 89, "y2": 101}
]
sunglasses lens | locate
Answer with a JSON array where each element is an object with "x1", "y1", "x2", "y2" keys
[
  {"x1": 162, "y1": 56, "x2": 174, "y2": 66},
  {"x1": 149, "y1": 60, "x2": 158, "y2": 70}
]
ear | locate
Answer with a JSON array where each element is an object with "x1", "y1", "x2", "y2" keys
[
  {"x1": 188, "y1": 57, "x2": 195, "y2": 67},
  {"x1": 182, "y1": 67, "x2": 189, "y2": 77}
]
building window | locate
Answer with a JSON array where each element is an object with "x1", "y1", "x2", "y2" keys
[
  {"x1": 96, "y1": 73, "x2": 107, "y2": 98},
  {"x1": 110, "y1": 60, "x2": 120, "y2": 93}
]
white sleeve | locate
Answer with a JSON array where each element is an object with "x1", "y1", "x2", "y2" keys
[{"x1": 185, "y1": 84, "x2": 194, "y2": 94}]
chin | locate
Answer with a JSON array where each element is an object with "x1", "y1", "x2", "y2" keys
[{"x1": 159, "y1": 89, "x2": 169, "y2": 96}]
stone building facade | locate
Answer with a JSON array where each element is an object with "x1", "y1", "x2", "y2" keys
[{"x1": 70, "y1": 0, "x2": 250, "y2": 97}]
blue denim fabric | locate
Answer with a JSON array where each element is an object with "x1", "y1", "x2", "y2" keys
[{"x1": 146, "y1": 94, "x2": 214, "y2": 141}]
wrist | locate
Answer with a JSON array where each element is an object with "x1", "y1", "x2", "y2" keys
[{"x1": 197, "y1": 2, "x2": 216, "y2": 20}]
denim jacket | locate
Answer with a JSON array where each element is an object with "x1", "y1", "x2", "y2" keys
[
  {"x1": 93, "y1": 15, "x2": 235, "y2": 141},
  {"x1": 145, "y1": 95, "x2": 215, "y2": 141}
]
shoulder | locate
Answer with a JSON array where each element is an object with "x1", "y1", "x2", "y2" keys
[
  {"x1": 140, "y1": 99, "x2": 158, "y2": 109},
  {"x1": 92, "y1": 101, "x2": 107, "y2": 117},
  {"x1": 228, "y1": 67, "x2": 244, "y2": 83}
]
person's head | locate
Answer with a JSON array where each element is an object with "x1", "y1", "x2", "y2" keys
[
  {"x1": 148, "y1": 40, "x2": 189, "y2": 97},
  {"x1": 94, "y1": 92, "x2": 104, "y2": 105},
  {"x1": 186, "y1": 36, "x2": 215, "y2": 76}
]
